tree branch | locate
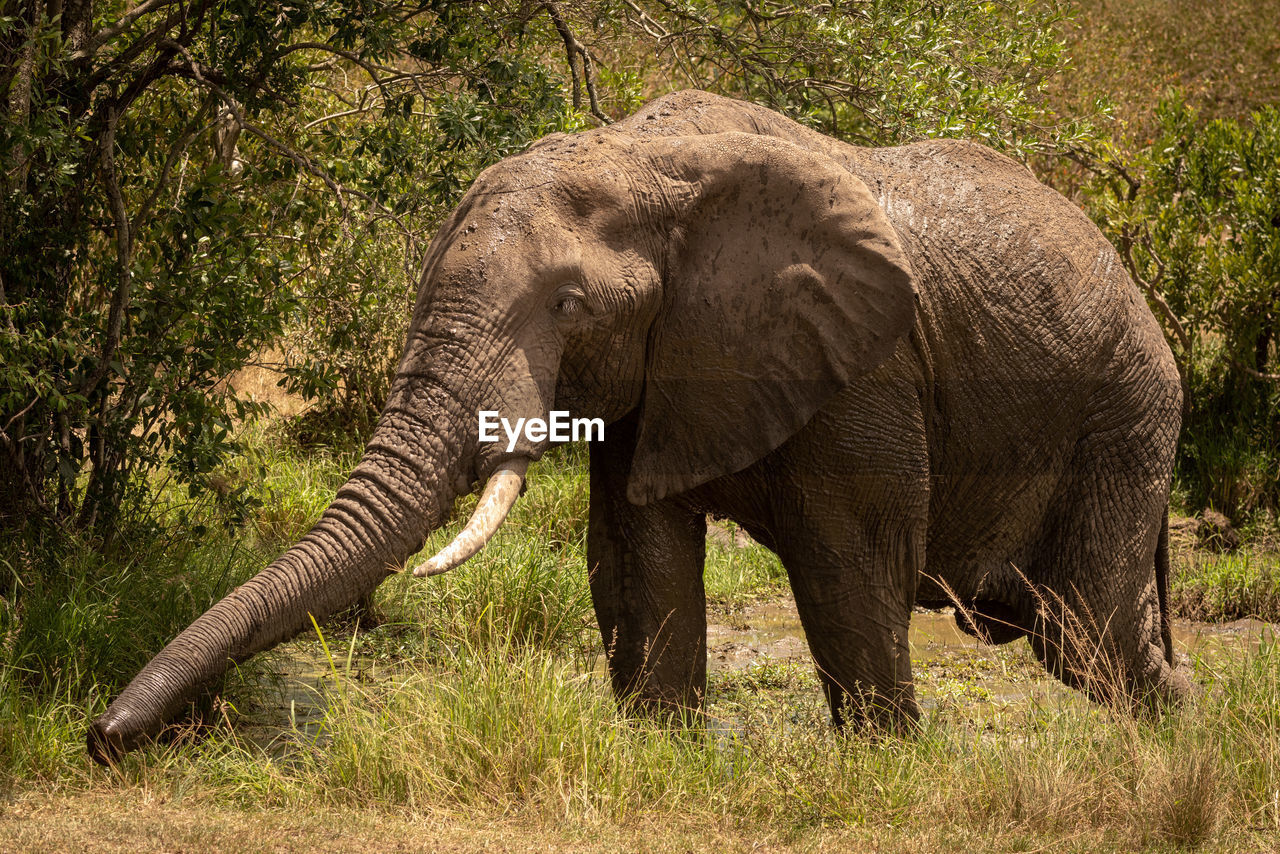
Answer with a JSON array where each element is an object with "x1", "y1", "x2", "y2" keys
[
  {"x1": 114, "y1": 41, "x2": 181, "y2": 113},
  {"x1": 161, "y1": 39, "x2": 422, "y2": 264},
  {"x1": 620, "y1": 0, "x2": 670, "y2": 40},
  {"x1": 1063, "y1": 144, "x2": 1141, "y2": 202},
  {"x1": 0, "y1": 396, "x2": 51, "y2": 517},
  {"x1": 74, "y1": 0, "x2": 184, "y2": 61},
  {"x1": 273, "y1": 41, "x2": 396, "y2": 103},
  {"x1": 3, "y1": 396, "x2": 40, "y2": 436},
  {"x1": 0, "y1": 269, "x2": 15, "y2": 333},
  {"x1": 135, "y1": 93, "x2": 213, "y2": 227},
  {"x1": 82, "y1": 11, "x2": 181, "y2": 85},
  {"x1": 79, "y1": 101, "x2": 134, "y2": 399},
  {"x1": 544, "y1": 3, "x2": 608, "y2": 123},
  {"x1": 3, "y1": 0, "x2": 42, "y2": 194},
  {"x1": 1229, "y1": 359, "x2": 1280, "y2": 382},
  {"x1": 1117, "y1": 227, "x2": 1192, "y2": 356},
  {"x1": 62, "y1": 0, "x2": 94, "y2": 56}
]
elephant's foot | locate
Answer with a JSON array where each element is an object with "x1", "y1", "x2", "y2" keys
[
  {"x1": 825, "y1": 677, "x2": 921, "y2": 735},
  {"x1": 1029, "y1": 611, "x2": 1194, "y2": 715},
  {"x1": 616, "y1": 687, "x2": 706, "y2": 728}
]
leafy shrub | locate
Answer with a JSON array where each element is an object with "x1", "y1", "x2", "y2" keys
[
  {"x1": 1085, "y1": 96, "x2": 1280, "y2": 519},
  {"x1": 0, "y1": 2, "x2": 582, "y2": 548}
]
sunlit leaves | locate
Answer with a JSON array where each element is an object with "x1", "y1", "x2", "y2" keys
[
  {"x1": 1, "y1": 0, "x2": 1096, "y2": 542},
  {"x1": 616, "y1": 0, "x2": 1090, "y2": 156},
  {"x1": 1088, "y1": 97, "x2": 1280, "y2": 516}
]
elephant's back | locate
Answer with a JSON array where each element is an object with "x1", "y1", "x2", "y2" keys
[
  {"x1": 846, "y1": 138, "x2": 1127, "y2": 347},
  {"x1": 847, "y1": 138, "x2": 1139, "y2": 418},
  {"x1": 845, "y1": 140, "x2": 1152, "y2": 577}
]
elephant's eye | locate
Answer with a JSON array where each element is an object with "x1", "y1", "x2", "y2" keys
[{"x1": 553, "y1": 294, "x2": 586, "y2": 319}]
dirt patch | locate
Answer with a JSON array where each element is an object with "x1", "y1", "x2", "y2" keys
[
  {"x1": 707, "y1": 598, "x2": 810, "y2": 672},
  {"x1": 707, "y1": 596, "x2": 1064, "y2": 716},
  {"x1": 706, "y1": 521, "x2": 755, "y2": 550},
  {"x1": 0, "y1": 789, "x2": 819, "y2": 854}
]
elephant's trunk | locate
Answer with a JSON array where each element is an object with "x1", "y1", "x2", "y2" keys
[{"x1": 87, "y1": 393, "x2": 461, "y2": 764}]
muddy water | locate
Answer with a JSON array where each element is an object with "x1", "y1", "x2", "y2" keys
[
  {"x1": 1173, "y1": 617, "x2": 1275, "y2": 663},
  {"x1": 248, "y1": 596, "x2": 1275, "y2": 750},
  {"x1": 708, "y1": 598, "x2": 1065, "y2": 713},
  {"x1": 708, "y1": 595, "x2": 1276, "y2": 713},
  {"x1": 710, "y1": 597, "x2": 1276, "y2": 672},
  {"x1": 240, "y1": 652, "x2": 352, "y2": 756}
]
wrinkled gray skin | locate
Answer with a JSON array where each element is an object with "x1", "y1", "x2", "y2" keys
[{"x1": 88, "y1": 90, "x2": 1190, "y2": 761}]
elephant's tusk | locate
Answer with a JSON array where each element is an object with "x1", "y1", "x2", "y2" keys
[{"x1": 414, "y1": 457, "x2": 529, "y2": 577}]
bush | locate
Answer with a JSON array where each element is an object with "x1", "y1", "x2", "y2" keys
[
  {"x1": 0, "y1": 2, "x2": 580, "y2": 545},
  {"x1": 1085, "y1": 96, "x2": 1280, "y2": 520}
]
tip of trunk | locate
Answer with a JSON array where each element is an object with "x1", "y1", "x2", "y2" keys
[
  {"x1": 86, "y1": 715, "x2": 132, "y2": 766},
  {"x1": 85, "y1": 425, "x2": 455, "y2": 761}
]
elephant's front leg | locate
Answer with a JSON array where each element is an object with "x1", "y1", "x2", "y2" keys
[
  {"x1": 767, "y1": 372, "x2": 930, "y2": 732},
  {"x1": 588, "y1": 427, "x2": 708, "y2": 715},
  {"x1": 783, "y1": 527, "x2": 924, "y2": 733}
]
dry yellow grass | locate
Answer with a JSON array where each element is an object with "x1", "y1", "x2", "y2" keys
[
  {"x1": 1057, "y1": 0, "x2": 1280, "y2": 138},
  {"x1": 3, "y1": 786, "x2": 1240, "y2": 854}
]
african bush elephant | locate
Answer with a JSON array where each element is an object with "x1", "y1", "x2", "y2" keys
[{"x1": 88, "y1": 89, "x2": 1191, "y2": 761}]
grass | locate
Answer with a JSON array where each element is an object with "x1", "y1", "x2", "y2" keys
[
  {"x1": 1172, "y1": 549, "x2": 1280, "y2": 622},
  {"x1": 10, "y1": 627, "x2": 1280, "y2": 850},
  {"x1": 704, "y1": 524, "x2": 789, "y2": 607},
  {"x1": 1053, "y1": 0, "x2": 1280, "y2": 142},
  {"x1": 4, "y1": 429, "x2": 1280, "y2": 850},
  {"x1": 1168, "y1": 515, "x2": 1280, "y2": 622}
]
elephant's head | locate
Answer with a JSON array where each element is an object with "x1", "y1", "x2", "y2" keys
[{"x1": 87, "y1": 120, "x2": 915, "y2": 762}]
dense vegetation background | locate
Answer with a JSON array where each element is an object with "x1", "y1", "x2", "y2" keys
[
  {"x1": 2, "y1": 0, "x2": 1276, "y2": 547},
  {"x1": 1, "y1": 2, "x2": 1279, "y2": 850}
]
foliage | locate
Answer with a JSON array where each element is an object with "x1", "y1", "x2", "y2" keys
[
  {"x1": 1, "y1": 0, "x2": 1097, "y2": 551},
  {"x1": 277, "y1": 7, "x2": 584, "y2": 445},
  {"x1": 0, "y1": 0, "x2": 579, "y2": 544},
  {"x1": 1172, "y1": 549, "x2": 1280, "y2": 623},
  {"x1": 1085, "y1": 97, "x2": 1280, "y2": 519},
  {"x1": 594, "y1": 0, "x2": 1097, "y2": 154},
  {"x1": 704, "y1": 524, "x2": 787, "y2": 605}
]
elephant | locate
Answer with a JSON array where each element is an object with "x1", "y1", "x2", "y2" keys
[{"x1": 87, "y1": 89, "x2": 1191, "y2": 762}]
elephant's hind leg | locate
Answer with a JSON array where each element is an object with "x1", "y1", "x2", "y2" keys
[
  {"x1": 1027, "y1": 321, "x2": 1191, "y2": 710},
  {"x1": 1027, "y1": 516, "x2": 1190, "y2": 712}
]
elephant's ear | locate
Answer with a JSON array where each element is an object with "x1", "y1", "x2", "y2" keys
[{"x1": 626, "y1": 133, "x2": 915, "y2": 505}]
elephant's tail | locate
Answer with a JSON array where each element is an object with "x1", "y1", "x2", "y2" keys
[{"x1": 1156, "y1": 509, "x2": 1175, "y2": 666}]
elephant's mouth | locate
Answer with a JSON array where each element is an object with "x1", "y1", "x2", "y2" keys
[{"x1": 412, "y1": 455, "x2": 529, "y2": 578}]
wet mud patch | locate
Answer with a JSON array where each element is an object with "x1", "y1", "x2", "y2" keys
[
  {"x1": 236, "y1": 634, "x2": 401, "y2": 757},
  {"x1": 236, "y1": 650, "x2": 342, "y2": 757},
  {"x1": 706, "y1": 594, "x2": 1278, "y2": 726},
  {"x1": 1175, "y1": 617, "x2": 1275, "y2": 668},
  {"x1": 706, "y1": 596, "x2": 1068, "y2": 727},
  {"x1": 707, "y1": 598, "x2": 811, "y2": 673}
]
